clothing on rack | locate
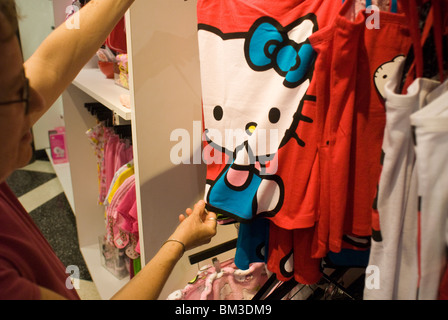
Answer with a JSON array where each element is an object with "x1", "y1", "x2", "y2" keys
[
  {"x1": 364, "y1": 64, "x2": 440, "y2": 300},
  {"x1": 86, "y1": 121, "x2": 133, "y2": 205},
  {"x1": 309, "y1": 0, "x2": 411, "y2": 259},
  {"x1": 411, "y1": 81, "x2": 448, "y2": 299},
  {"x1": 364, "y1": 0, "x2": 448, "y2": 300},
  {"x1": 86, "y1": 122, "x2": 110, "y2": 205},
  {"x1": 365, "y1": 78, "x2": 448, "y2": 300},
  {"x1": 106, "y1": 174, "x2": 137, "y2": 249},
  {"x1": 197, "y1": 0, "x2": 343, "y2": 287},
  {"x1": 197, "y1": 0, "x2": 415, "y2": 288},
  {"x1": 104, "y1": 169, "x2": 140, "y2": 277},
  {"x1": 167, "y1": 259, "x2": 269, "y2": 300},
  {"x1": 85, "y1": 106, "x2": 139, "y2": 277}
]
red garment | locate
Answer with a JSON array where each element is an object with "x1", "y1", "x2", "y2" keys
[
  {"x1": 0, "y1": 183, "x2": 80, "y2": 300},
  {"x1": 267, "y1": 224, "x2": 321, "y2": 284},
  {"x1": 309, "y1": 0, "x2": 411, "y2": 257},
  {"x1": 198, "y1": 0, "x2": 342, "y2": 285},
  {"x1": 198, "y1": 0, "x2": 342, "y2": 231},
  {"x1": 106, "y1": 16, "x2": 127, "y2": 54}
]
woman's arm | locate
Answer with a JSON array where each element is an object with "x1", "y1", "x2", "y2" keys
[
  {"x1": 36, "y1": 201, "x2": 216, "y2": 300},
  {"x1": 110, "y1": 200, "x2": 217, "y2": 300},
  {"x1": 24, "y1": 0, "x2": 135, "y2": 126}
]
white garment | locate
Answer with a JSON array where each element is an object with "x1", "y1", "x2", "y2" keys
[
  {"x1": 363, "y1": 60, "x2": 440, "y2": 299},
  {"x1": 410, "y1": 80, "x2": 448, "y2": 300}
]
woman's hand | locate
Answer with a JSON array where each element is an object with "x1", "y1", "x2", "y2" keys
[{"x1": 170, "y1": 200, "x2": 217, "y2": 251}]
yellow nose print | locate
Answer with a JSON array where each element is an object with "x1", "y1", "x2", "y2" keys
[{"x1": 245, "y1": 122, "x2": 257, "y2": 135}]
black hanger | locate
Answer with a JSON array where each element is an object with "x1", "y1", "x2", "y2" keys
[
  {"x1": 251, "y1": 273, "x2": 280, "y2": 300},
  {"x1": 188, "y1": 238, "x2": 238, "y2": 265},
  {"x1": 264, "y1": 277, "x2": 299, "y2": 300}
]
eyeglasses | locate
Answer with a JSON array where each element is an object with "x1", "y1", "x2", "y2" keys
[{"x1": 0, "y1": 77, "x2": 30, "y2": 114}]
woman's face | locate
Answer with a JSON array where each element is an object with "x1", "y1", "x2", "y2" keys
[{"x1": 0, "y1": 17, "x2": 45, "y2": 183}]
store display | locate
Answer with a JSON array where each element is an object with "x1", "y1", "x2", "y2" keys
[
  {"x1": 84, "y1": 104, "x2": 138, "y2": 277},
  {"x1": 50, "y1": 0, "x2": 448, "y2": 300},
  {"x1": 48, "y1": 127, "x2": 68, "y2": 164},
  {"x1": 99, "y1": 235, "x2": 130, "y2": 280},
  {"x1": 196, "y1": 0, "x2": 448, "y2": 299},
  {"x1": 167, "y1": 259, "x2": 269, "y2": 300},
  {"x1": 114, "y1": 54, "x2": 129, "y2": 89}
]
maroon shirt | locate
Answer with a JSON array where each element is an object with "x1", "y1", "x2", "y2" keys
[{"x1": 0, "y1": 182, "x2": 80, "y2": 300}]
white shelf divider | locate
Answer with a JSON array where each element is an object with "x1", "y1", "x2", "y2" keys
[
  {"x1": 45, "y1": 148, "x2": 75, "y2": 213},
  {"x1": 73, "y1": 68, "x2": 132, "y2": 121}
]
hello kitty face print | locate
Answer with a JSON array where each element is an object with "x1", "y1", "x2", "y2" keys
[
  {"x1": 198, "y1": 14, "x2": 318, "y2": 221},
  {"x1": 374, "y1": 55, "x2": 405, "y2": 99}
]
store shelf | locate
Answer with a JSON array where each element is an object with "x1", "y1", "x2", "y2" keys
[
  {"x1": 45, "y1": 148, "x2": 75, "y2": 213},
  {"x1": 73, "y1": 68, "x2": 131, "y2": 121}
]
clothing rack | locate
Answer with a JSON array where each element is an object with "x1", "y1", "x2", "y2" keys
[
  {"x1": 85, "y1": 102, "x2": 114, "y2": 126},
  {"x1": 251, "y1": 262, "x2": 363, "y2": 301},
  {"x1": 188, "y1": 238, "x2": 238, "y2": 265},
  {"x1": 187, "y1": 235, "x2": 365, "y2": 300},
  {"x1": 399, "y1": 0, "x2": 448, "y2": 92},
  {"x1": 188, "y1": 0, "x2": 446, "y2": 301},
  {"x1": 84, "y1": 102, "x2": 133, "y2": 141}
]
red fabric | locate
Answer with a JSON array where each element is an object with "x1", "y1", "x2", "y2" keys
[
  {"x1": 198, "y1": 0, "x2": 343, "y2": 285},
  {"x1": 198, "y1": 0, "x2": 342, "y2": 231},
  {"x1": 267, "y1": 224, "x2": 321, "y2": 284},
  {"x1": 0, "y1": 183, "x2": 80, "y2": 300},
  {"x1": 309, "y1": 0, "x2": 412, "y2": 257},
  {"x1": 401, "y1": 0, "x2": 448, "y2": 92},
  {"x1": 197, "y1": 0, "x2": 412, "y2": 284},
  {"x1": 292, "y1": 227, "x2": 322, "y2": 284},
  {"x1": 267, "y1": 223, "x2": 294, "y2": 282},
  {"x1": 197, "y1": 0, "x2": 340, "y2": 35},
  {"x1": 106, "y1": 17, "x2": 127, "y2": 54}
]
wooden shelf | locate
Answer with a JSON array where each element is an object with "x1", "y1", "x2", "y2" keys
[{"x1": 73, "y1": 68, "x2": 131, "y2": 121}]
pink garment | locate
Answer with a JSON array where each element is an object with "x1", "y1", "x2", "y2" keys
[
  {"x1": 100, "y1": 127, "x2": 115, "y2": 203},
  {"x1": 116, "y1": 183, "x2": 140, "y2": 254},
  {"x1": 106, "y1": 175, "x2": 135, "y2": 249},
  {"x1": 114, "y1": 142, "x2": 125, "y2": 174},
  {"x1": 86, "y1": 123, "x2": 114, "y2": 204},
  {"x1": 114, "y1": 141, "x2": 134, "y2": 174},
  {"x1": 87, "y1": 123, "x2": 133, "y2": 205},
  {"x1": 104, "y1": 134, "x2": 120, "y2": 195},
  {"x1": 124, "y1": 143, "x2": 133, "y2": 163},
  {"x1": 167, "y1": 260, "x2": 268, "y2": 300}
]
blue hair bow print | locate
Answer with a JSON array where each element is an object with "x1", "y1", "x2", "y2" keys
[
  {"x1": 198, "y1": 14, "x2": 318, "y2": 222},
  {"x1": 246, "y1": 16, "x2": 317, "y2": 88}
]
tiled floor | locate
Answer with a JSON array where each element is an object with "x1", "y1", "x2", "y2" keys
[{"x1": 6, "y1": 158, "x2": 102, "y2": 300}]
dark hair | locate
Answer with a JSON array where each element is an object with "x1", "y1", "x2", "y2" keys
[{"x1": 0, "y1": 0, "x2": 18, "y2": 41}]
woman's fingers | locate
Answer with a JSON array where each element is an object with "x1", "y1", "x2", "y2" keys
[{"x1": 178, "y1": 214, "x2": 186, "y2": 223}]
